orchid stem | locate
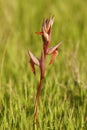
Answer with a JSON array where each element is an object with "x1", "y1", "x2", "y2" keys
[{"x1": 34, "y1": 76, "x2": 43, "y2": 122}]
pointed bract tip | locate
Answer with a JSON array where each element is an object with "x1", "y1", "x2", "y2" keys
[{"x1": 28, "y1": 49, "x2": 40, "y2": 67}]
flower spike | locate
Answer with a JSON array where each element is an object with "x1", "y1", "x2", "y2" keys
[{"x1": 28, "y1": 16, "x2": 62, "y2": 123}]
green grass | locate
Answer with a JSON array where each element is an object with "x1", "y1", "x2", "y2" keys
[{"x1": 0, "y1": 0, "x2": 87, "y2": 129}]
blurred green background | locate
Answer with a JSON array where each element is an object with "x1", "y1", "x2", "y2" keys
[{"x1": 0, "y1": 0, "x2": 87, "y2": 129}]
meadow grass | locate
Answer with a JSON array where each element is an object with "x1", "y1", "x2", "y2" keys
[{"x1": 0, "y1": 0, "x2": 87, "y2": 129}]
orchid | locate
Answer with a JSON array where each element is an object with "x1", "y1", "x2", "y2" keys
[{"x1": 28, "y1": 16, "x2": 62, "y2": 123}]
